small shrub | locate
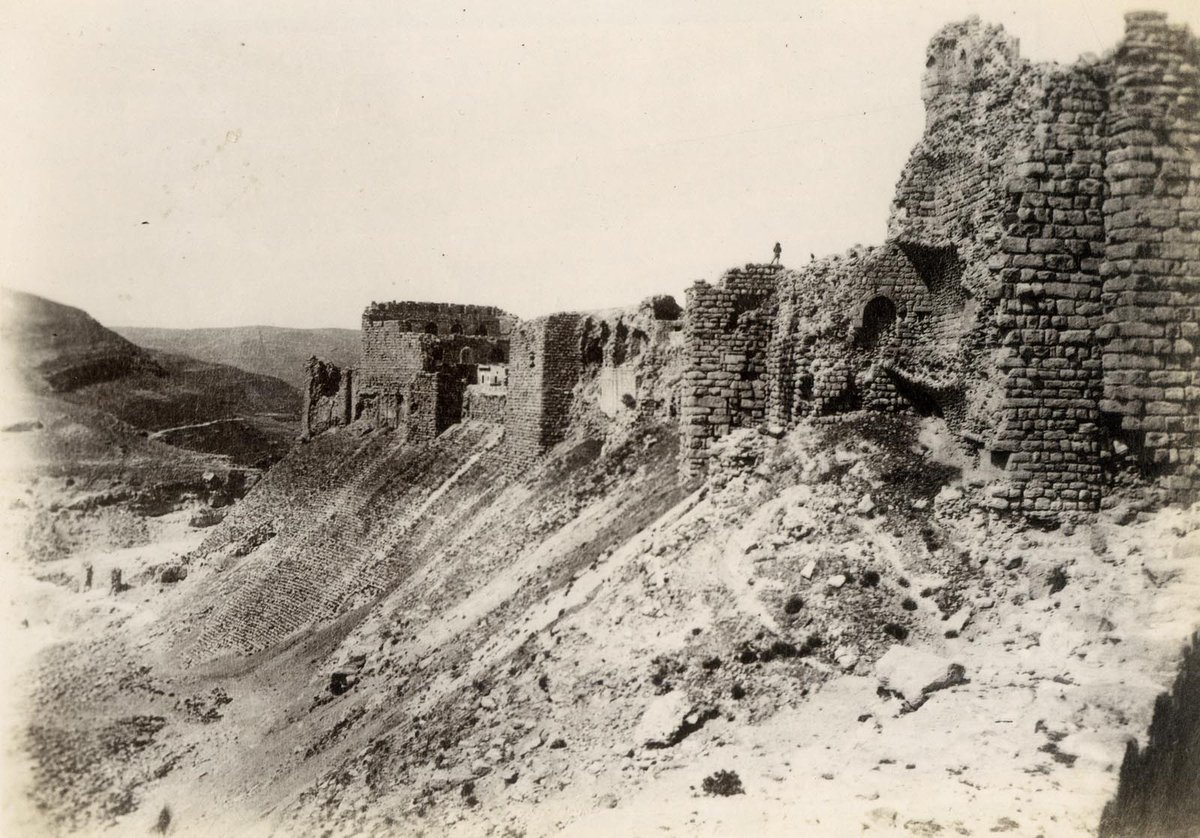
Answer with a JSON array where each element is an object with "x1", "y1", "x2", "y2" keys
[
  {"x1": 1047, "y1": 566, "x2": 1068, "y2": 595},
  {"x1": 702, "y1": 769, "x2": 745, "y2": 796}
]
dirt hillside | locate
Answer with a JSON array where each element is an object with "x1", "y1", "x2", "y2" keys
[{"x1": 13, "y1": 407, "x2": 1199, "y2": 837}]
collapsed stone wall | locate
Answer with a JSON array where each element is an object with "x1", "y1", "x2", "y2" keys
[
  {"x1": 302, "y1": 358, "x2": 352, "y2": 438},
  {"x1": 767, "y1": 243, "x2": 970, "y2": 433},
  {"x1": 569, "y1": 300, "x2": 687, "y2": 441}
]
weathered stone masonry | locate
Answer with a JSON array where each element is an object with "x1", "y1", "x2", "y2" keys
[
  {"x1": 682, "y1": 264, "x2": 778, "y2": 471},
  {"x1": 305, "y1": 14, "x2": 1198, "y2": 517},
  {"x1": 681, "y1": 13, "x2": 1199, "y2": 515},
  {"x1": 305, "y1": 301, "x2": 513, "y2": 445},
  {"x1": 503, "y1": 314, "x2": 583, "y2": 470},
  {"x1": 1100, "y1": 13, "x2": 1200, "y2": 501}
]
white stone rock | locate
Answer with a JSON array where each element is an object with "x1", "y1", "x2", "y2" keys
[
  {"x1": 943, "y1": 607, "x2": 972, "y2": 635},
  {"x1": 827, "y1": 574, "x2": 847, "y2": 589},
  {"x1": 633, "y1": 691, "x2": 690, "y2": 747},
  {"x1": 875, "y1": 646, "x2": 966, "y2": 710},
  {"x1": 857, "y1": 494, "x2": 877, "y2": 516},
  {"x1": 801, "y1": 560, "x2": 816, "y2": 580}
]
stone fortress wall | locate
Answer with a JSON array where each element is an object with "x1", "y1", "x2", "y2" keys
[
  {"x1": 682, "y1": 12, "x2": 1199, "y2": 516},
  {"x1": 305, "y1": 12, "x2": 1198, "y2": 518}
]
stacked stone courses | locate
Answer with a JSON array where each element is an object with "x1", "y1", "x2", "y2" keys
[
  {"x1": 679, "y1": 12, "x2": 1200, "y2": 515},
  {"x1": 304, "y1": 13, "x2": 1198, "y2": 518},
  {"x1": 1100, "y1": 12, "x2": 1200, "y2": 500},
  {"x1": 682, "y1": 264, "x2": 779, "y2": 472}
]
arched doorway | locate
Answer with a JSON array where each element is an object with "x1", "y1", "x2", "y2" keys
[{"x1": 856, "y1": 296, "x2": 897, "y2": 349}]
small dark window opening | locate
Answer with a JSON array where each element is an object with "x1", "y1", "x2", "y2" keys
[
  {"x1": 612, "y1": 321, "x2": 630, "y2": 367},
  {"x1": 424, "y1": 322, "x2": 438, "y2": 335},
  {"x1": 450, "y1": 322, "x2": 464, "y2": 335},
  {"x1": 476, "y1": 324, "x2": 489, "y2": 336},
  {"x1": 990, "y1": 450, "x2": 1011, "y2": 470},
  {"x1": 581, "y1": 318, "x2": 607, "y2": 366}
]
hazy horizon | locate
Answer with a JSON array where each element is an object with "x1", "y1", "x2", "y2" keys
[{"x1": 5, "y1": 0, "x2": 1200, "y2": 330}]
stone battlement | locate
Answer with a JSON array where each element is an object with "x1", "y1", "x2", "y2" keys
[{"x1": 362, "y1": 301, "x2": 516, "y2": 337}]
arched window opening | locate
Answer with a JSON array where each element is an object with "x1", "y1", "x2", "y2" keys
[
  {"x1": 459, "y1": 347, "x2": 474, "y2": 365},
  {"x1": 856, "y1": 296, "x2": 897, "y2": 350},
  {"x1": 424, "y1": 322, "x2": 439, "y2": 335}
]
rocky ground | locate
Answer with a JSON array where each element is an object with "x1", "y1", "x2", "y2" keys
[{"x1": 4, "y1": 408, "x2": 1199, "y2": 837}]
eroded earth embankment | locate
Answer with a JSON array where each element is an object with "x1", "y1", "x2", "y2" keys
[{"x1": 18, "y1": 412, "x2": 1200, "y2": 837}]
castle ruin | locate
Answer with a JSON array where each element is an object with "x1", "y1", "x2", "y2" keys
[{"x1": 305, "y1": 12, "x2": 1200, "y2": 518}]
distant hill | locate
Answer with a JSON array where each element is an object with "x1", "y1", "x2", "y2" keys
[
  {"x1": 113, "y1": 325, "x2": 360, "y2": 392},
  {"x1": 1, "y1": 288, "x2": 163, "y2": 392},
  {"x1": 1, "y1": 289, "x2": 301, "y2": 467}
]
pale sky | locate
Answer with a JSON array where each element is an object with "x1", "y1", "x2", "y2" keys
[{"x1": 3, "y1": 1, "x2": 1199, "y2": 329}]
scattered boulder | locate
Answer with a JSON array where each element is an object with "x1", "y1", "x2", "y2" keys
[
  {"x1": 875, "y1": 646, "x2": 967, "y2": 710},
  {"x1": 942, "y1": 607, "x2": 972, "y2": 637},
  {"x1": 189, "y1": 507, "x2": 226, "y2": 529},
  {"x1": 158, "y1": 564, "x2": 187, "y2": 584},
  {"x1": 634, "y1": 692, "x2": 718, "y2": 749}
]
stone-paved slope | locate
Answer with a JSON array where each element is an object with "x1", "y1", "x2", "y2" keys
[{"x1": 176, "y1": 421, "x2": 511, "y2": 660}]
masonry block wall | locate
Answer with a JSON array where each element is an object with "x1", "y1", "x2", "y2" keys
[
  {"x1": 363, "y1": 301, "x2": 517, "y2": 337},
  {"x1": 682, "y1": 265, "x2": 778, "y2": 472},
  {"x1": 503, "y1": 313, "x2": 583, "y2": 469},
  {"x1": 1100, "y1": 12, "x2": 1200, "y2": 503},
  {"x1": 768, "y1": 244, "x2": 969, "y2": 430},
  {"x1": 463, "y1": 385, "x2": 506, "y2": 423},
  {"x1": 991, "y1": 60, "x2": 1109, "y2": 513},
  {"x1": 300, "y1": 14, "x2": 1197, "y2": 517},
  {"x1": 681, "y1": 13, "x2": 1199, "y2": 515}
]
